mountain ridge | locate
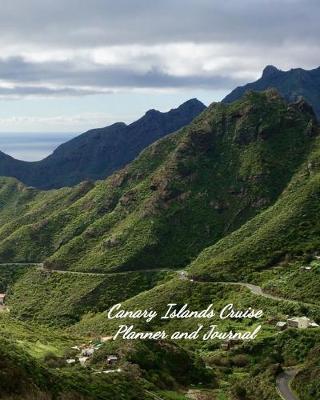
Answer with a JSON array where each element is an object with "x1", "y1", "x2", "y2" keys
[
  {"x1": 223, "y1": 65, "x2": 320, "y2": 119},
  {"x1": 0, "y1": 90, "x2": 317, "y2": 274},
  {"x1": 0, "y1": 98, "x2": 205, "y2": 189}
]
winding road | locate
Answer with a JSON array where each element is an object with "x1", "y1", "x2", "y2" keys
[
  {"x1": 0, "y1": 263, "x2": 309, "y2": 399},
  {"x1": 212, "y1": 281, "x2": 319, "y2": 308},
  {"x1": 0, "y1": 263, "x2": 318, "y2": 308},
  {"x1": 276, "y1": 369, "x2": 299, "y2": 400}
]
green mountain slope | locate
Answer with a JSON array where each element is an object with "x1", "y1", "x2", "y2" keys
[
  {"x1": 8, "y1": 268, "x2": 170, "y2": 326},
  {"x1": 189, "y1": 132, "x2": 320, "y2": 280},
  {"x1": 293, "y1": 345, "x2": 320, "y2": 399},
  {"x1": 0, "y1": 334, "x2": 152, "y2": 400},
  {"x1": 1, "y1": 90, "x2": 320, "y2": 400},
  {"x1": 0, "y1": 90, "x2": 317, "y2": 273}
]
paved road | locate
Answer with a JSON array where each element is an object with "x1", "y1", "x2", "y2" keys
[
  {"x1": 276, "y1": 369, "x2": 299, "y2": 400},
  {"x1": 0, "y1": 263, "x2": 310, "y2": 400},
  {"x1": 216, "y1": 281, "x2": 284, "y2": 301},
  {"x1": 192, "y1": 279, "x2": 319, "y2": 308},
  {"x1": 0, "y1": 262, "x2": 43, "y2": 267},
  {"x1": 215, "y1": 281, "x2": 318, "y2": 308},
  {"x1": 144, "y1": 390, "x2": 165, "y2": 400},
  {"x1": 0, "y1": 263, "x2": 174, "y2": 277},
  {"x1": 0, "y1": 263, "x2": 317, "y2": 308},
  {"x1": 37, "y1": 266, "x2": 174, "y2": 277}
]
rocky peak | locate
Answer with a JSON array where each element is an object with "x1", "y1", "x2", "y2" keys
[
  {"x1": 262, "y1": 65, "x2": 280, "y2": 78},
  {"x1": 177, "y1": 98, "x2": 206, "y2": 112}
]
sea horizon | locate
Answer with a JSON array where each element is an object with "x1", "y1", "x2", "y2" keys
[{"x1": 0, "y1": 132, "x2": 78, "y2": 161}]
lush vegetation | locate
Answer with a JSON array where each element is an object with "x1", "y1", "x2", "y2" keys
[
  {"x1": 0, "y1": 334, "x2": 150, "y2": 400},
  {"x1": 190, "y1": 135, "x2": 320, "y2": 280},
  {"x1": 293, "y1": 345, "x2": 320, "y2": 399},
  {"x1": 0, "y1": 263, "x2": 31, "y2": 292},
  {"x1": 0, "y1": 90, "x2": 320, "y2": 399},
  {"x1": 0, "y1": 90, "x2": 318, "y2": 276},
  {"x1": 8, "y1": 268, "x2": 171, "y2": 326}
]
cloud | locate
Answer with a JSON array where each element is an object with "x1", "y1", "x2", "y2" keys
[
  {"x1": 0, "y1": 0, "x2": 319, "y2": 47},
  {"x1": 0, "y1": 0, "x2": 319, "y2": 97},
  {"x1": 0, "y1": 113, "x2": 121, "y2": 132},
  {"x1": 0, "y1": 52, "x2": 241, "y2": 97}
]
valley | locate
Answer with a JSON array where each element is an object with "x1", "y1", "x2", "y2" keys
[{"x1": 0, "y1": 90, "x2": 320, "y2": 399}]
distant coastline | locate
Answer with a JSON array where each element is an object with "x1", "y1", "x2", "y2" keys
[{"x1": 0, "y1": 132, "x2": 77, "y2": 161}]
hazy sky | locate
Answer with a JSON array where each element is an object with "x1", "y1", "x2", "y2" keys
[{"x1": 0, "y1": 0, "x2": 319, "y2": 134}]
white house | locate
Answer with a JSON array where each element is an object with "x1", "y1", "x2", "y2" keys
[
  {"x1": 287, "y1": 316, "x2": 311, "y2": 329},
  {"x1": 81, "y1": 347, "x2": 95, "y2": 357},
  {"x1": 107, "y1": 355, "x2": 118, "y2": 365},
  {"x1": 79, "y1": 356, "x2": 89, "y2": 366},
  {"x1": 276, "y1": 321, "x2": 287, "y2": 330},
  {"x1": 100, "y1": 336, "x2": 113, "y2": 342},
  {"x1": 0, "y1": 294, "x2": 6, "y2": 305}
]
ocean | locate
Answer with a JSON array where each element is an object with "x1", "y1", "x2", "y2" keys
[{"x1": 0, "y1": 133, "x2": 77, "y2": 161}]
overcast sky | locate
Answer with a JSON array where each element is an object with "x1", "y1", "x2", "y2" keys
[{"x1": 0, "y1": 0, "x2": 319, "y2": 140}]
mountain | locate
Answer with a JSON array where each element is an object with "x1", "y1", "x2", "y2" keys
[
  {"x1": 223, "y1": 65, "x2": 320, "y2": 119},
  {"x1": 1, "y1": 90, "x2": 320, "y2": 400},
  {"x1": 0, "y1": 90, "x2": 317, "y2": 273},
  {"x1": 0, "y1": 98, "x2": 206, "y2": 189}
]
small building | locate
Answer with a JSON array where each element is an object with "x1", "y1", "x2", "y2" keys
[
  {"x1": 287, "y1": 316, "x2": 311, "y2": 329},
  {"x1": 310, "y1": 321, "x2": 319, "y2": 328},
  {"x1": 66, "y1": 359, "x2": 76, "y2": 364},
  {"x1": 220, "y1": 341, "x2": 231, "y2": 351},
  {"x1": 300, "y1": 266, "x2": 312, "y2": 271},
  {"x1": 0, "y1": 294, "x2": 6, "y2": 305},
  {"x1": 107, "y1": 355, "x2": 118, "y2": 365},
  {"x1": 81, "y1": 347, "x2": 95, "y2": 357},
  {"x1": 79, "y1": 356, "x2": 89, "y2": 366},
  {"x1": 179, "y1": 271, "x2": 188, "y2": 280},
  {"x1": 100, "y1": 336, "x2": 113, "y2": 342},
  {"x1": 276, "y1": 321, "x2": 287, "y2": 331},
  {"x1": 103, "y1": 368, "x2": 122, "y2": 374}
]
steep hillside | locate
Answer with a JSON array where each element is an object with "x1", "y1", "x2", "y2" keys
[
  {"x1": 0, "y1": 99, "x2": 205, "y2": 189},
  {"x1": 223, "y1": 65, "x2": 320, "y2": 119},
  {"x1": 0, "y1": 334, "x2": 151, "y2": 400},
  {"x1": 8, "y1": 268, "x2": 170, "y2": 326},
  {"x1": 0, "y1": 314, "x2": 212, "y2": 400},
  {"x1": 293, "y1": 345, "x2": 320, "y2": 399},
  {"x1": 190, "y1": 130, "x2": 320, "y2": 280},
  {"x1": 0, "y1": 90, "x2": 317, "y2": 273},
  {"x1": 72, "y1": 276, "x2": 320, "y2": 338}
]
